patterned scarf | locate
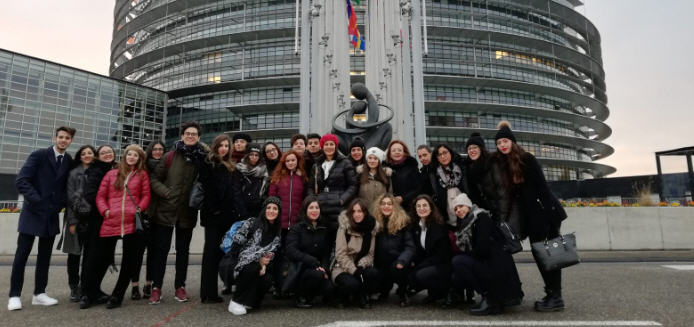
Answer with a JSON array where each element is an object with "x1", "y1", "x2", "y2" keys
[
  {"x1": 173, "y1": 140, "x2": 206, "y2": 165},
  {"x1": 437, "y1": 163, "x2": 463, "y2": 189}
]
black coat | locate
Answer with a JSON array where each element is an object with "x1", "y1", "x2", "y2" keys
[
  {"x1": 83, "y1": 160, "x2": 112, "y2": 225},
  {"x1": 15, "y1": 147, "x2": 72, "y2": 237},
  {"x1": 412, "y1": 221, "x2": 451, "y2": 269},
  {"x1": 456, "y1": 210, "x2": 523, "y2": 302},
  {"x1": 463, "y1": 156, "x2": 493, "y2": 211},
  {"x1": 385, "y1": 156, "x2": 421, "y2": 210},
  {"x1": 198, "y1": 159, "x2": 244, "y2": 228},
  {"x1": 285, "y1": 219, "x2": 332, "y2": 269},
  {"x1": 375, "y1": 225, "x2": 416, "y2": 269},
  {"x1": 425, "y1": 154, "x2": 469, "y2": 225},
  {"x1": 307, "y1": 154, "x2": 357, "y2": 228}
]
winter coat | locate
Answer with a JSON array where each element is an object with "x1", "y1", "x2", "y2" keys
[
  {"x1": 15, "y1": 147, "x2": 72, "y2": 237},
  {"x1": 516, "y1": 153, "x2": 567, "y2": 240},
  {"x1": 236, "y1": 162, "x2": 269, "y2": 219},
  {"x1": 375, "y1": 222, "x2": 416, "y2": 269},
  {"x1": 355, "y1": 164, "x2": 392, "y2": 209},
  {"x1": 198, "y1": 158, "x2": 244, "y2": 228},
  {"x1": 454, "y1": 208, "x2": 523, "y2": 302},
  {"x1": 145, "y1": 158, "x2": 161, "y2": 218},
  {"x1": 307, "y1": 154, "x2": 357, "y2": 230},
  {"x1": 149, "y1": 146, "x2": 208, "y2": 229},
  {"x1": 411, "y1": 220, "x2": 451, "y2": 269},
  {"x1": 95, "y1": 169, "x2": 151, "y2": 237},
  {"x1": 463, "y1": 156, "x2": 493, "y2": 211},
  {"x1": 331, "y1": 211, "x2": 379, "y2": 280},
  {"x1": 425, "y1": 153, "x2": 469, "y2": 227},
  {"x1": 285, "y1": 218, "x2": 332, "y2": 269},
  {"x1": 228, "y1": 216, "x2": 281, "y2": 278},
  {"x1": 385, "y1": 156, "x2": 421, "y2": 210},
  {"x1": 268, "y1": 171, "x2": 306, "y2": 229},
  {"x1": 60, "y1": 165, "x2": 89, "y2": 255}
]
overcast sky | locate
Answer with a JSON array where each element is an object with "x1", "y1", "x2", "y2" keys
[{"x1": 1, "y1": 0, "x2": 691, "y2": 177}]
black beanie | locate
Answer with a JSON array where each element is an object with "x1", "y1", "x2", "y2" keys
[
  {"x1": 465, "y1": 132, "x2": 486, "y2": 151},
  {"x1": 232, "y1": 133, "x2": 252, "y2": 143},
  {"x1": 350, "y1": 137, "x2": 366, "y2": 152},
  {"x1": 494, "y1": 121, "x2": 516, "y2": 143},
  {"x1": 262, "y1": 196, "x2": 282, "y2": 216},
  {"x1": 247, "y1": 143, "x2": 262, "y2": 154}
]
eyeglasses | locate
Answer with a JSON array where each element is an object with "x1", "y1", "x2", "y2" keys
[
  {"x1": 437, "y1": 151, "x2": 450, "y2": 157},
  {"x1": 99, "y1": 150, "x2": 113, "y2": 155},
  {"x1": 265, "y1": 148, "x2": 277, "y2": 153},
  {"x1": 183, "y1": 132, "x2": 198, "y2": 137},
  {"x1": 152, "y1": 148, "x2": 164, "y2": 152}
]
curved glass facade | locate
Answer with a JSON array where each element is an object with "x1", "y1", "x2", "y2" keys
[{"x1": 111, "y1": 0, "x2": 614, "y2": 180}]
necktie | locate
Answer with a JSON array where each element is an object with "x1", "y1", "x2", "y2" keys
[{"x1": 57, "y1": 155, "x2": 63, "y2": 166}]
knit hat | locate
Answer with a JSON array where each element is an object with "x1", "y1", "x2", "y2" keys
[
  {"x1": 451, "y1": 193, "x2": 473, "y2": 209},
  {"x1": 232, "y1": 133, "x2": 252, "y2": 143},
  {"x1": 320, "y1": 134, "x2": 339, "y2": 149},
  {"x1": 350, "y1": 137, "x2": 366, "y2": 152},
  {"x1": 262, "y1": 196, "x2": 282, "y2": 217},
  {"x1": 365, "y1": 147, "x2": 386, "y2": 162},
  {"x1": 247, "y1": 143, "x2": 262, "y2": 154},
  {"x1": 494, "y1": 121, "x2": 516, "y2": 143},
  {"x1": 465, "y1": 132, "x2": 486, "y2": 151}
]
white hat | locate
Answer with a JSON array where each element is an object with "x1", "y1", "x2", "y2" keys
[
  {"x1": 365, "y1": 147, "x2": 386, "y2": 163},
  {"x1": 452, "y1": 193, "x2": 473, "y2": 209}
]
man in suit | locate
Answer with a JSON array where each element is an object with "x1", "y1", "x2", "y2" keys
[{"x1": 8, "y1": 126, "x2": 76, "y2": 311}]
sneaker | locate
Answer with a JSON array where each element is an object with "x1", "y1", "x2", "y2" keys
[
  {"x1": 32, "y1": 293, "x2": 58, "y2": 306},
  {"x1": 228, "y1": 300, "x2": 247, "y2": 315},
  {"x1": 174, "y1": 287, "x2": 189, "y2": 302},
  {"x1": 7, "y1": 297, "x2": 21, "y2": 311},
  {"x1": 149, "y1": 288, "x2": 161, "y2": 305}
]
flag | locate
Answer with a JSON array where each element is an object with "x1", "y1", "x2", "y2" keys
[{"x1": 346, "y1": 0, "x2": 365, "y2": 50}]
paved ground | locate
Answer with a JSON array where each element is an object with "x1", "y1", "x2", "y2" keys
[{"x1": 0, "y1": 260, "x2": 692, "y2": 327}]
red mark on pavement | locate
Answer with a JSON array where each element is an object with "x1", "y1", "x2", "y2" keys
[{"x1": 150, "y1": 300, "x2": 199, "y2": 327}]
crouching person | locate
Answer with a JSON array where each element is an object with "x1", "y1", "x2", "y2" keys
[
  {"x1": 450, "y1": 193, "x2": 523, "y2": 315},
  {"x1": 227, "y1": 197, "x2": 282, "y2": 315}
]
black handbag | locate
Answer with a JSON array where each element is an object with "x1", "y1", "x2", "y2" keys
[
  {"x1": 531, "y1": 233, "x2": 580, "y2": 271},
  {"x1": 498, "y1": 221, "x2": 523, "y2": 254},
  {"x1": 189, "y1": 177, "x2": 204, "y2": 209}
]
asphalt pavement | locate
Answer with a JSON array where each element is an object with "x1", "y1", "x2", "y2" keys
[{"x1": 0, "y1": 260, "x2": 692, "y2": 327}]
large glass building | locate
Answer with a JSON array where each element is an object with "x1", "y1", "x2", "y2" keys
[
  {"x1": 0, "y1": 48, "x2": 167, "y2": 198},
  {"x1": 110, "y1": 0, "x2": 614, "y2": 180}
]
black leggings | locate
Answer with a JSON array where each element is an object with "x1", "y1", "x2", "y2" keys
[
  {"x1": 411, "y1": 264, "x2": 451, "y2": 299},
  {"x1": 233, "y1": 262, "x2": 273, "y2": 308},
  {"x1": 83, "y1": 233, "x2": 143, "y2": 300},
  {"x1": 295, "y1": 267, "x2": 333, "y2": 300},
  {"x1": 334, "y1": 267, "x2": 379, "y2": 301},
  {"x1": 376, "y1": 261, "x2": 410, "y2": 296},
  {"x1": 529, "y1": 225, "x2": 562, "y2": 293}
]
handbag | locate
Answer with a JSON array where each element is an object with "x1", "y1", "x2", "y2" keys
[
  {"x1": 531, "y1": 233, "x2": 580, "y2": 271},
  {"x1": 498, "y1": 221, "x2": 523, "y2": 254},
  {"x1": 189, "y1": 177, "x2": 204, "y2": 209},
  {"x1": 124, "y1": 173, "x2": 147, "y2": 234},
  {"x1": 281, "y1": 261, "x2": 303, "y2": 294}
]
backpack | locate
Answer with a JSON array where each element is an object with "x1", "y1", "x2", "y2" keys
[{"x1": 220, "y1": 220, "x2": 247, "y2": 254}]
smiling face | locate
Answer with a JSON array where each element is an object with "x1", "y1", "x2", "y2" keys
[
  {"x1": 181, "y1": 127, "x2": 200, "y2": 147},
  {"x1": 350, "y1": 147, "x2": 363, "y2": 162},
  {"x1": 415, "y1": 199, "x2": 431, "y2": 221},
  {"x1": 496, "y1": 138, "x2": 513, "y2": 155},
  {"x1": 389, "y1": 143, "x2": 404, "y2": 161},
  {"x1": 467, "y1": 144, "x2": 480, "y2": 161},
  {"x1": 351, "y1": 203, "x2": 365, "y2": 223},
  {"x1": 323, "y1": 141, "x2": 336, "y2": 158},
  {"x1": 437, "y1": 147, "x2": 452, "y2": 167},
  {"x1": 54, "y1": 131, "x2": 73, "y2": 152},
  {"x1": 125, "y1": 150, "x2": 140, "y2": 167},
  {"x1": 80, "y1": 148, "x2": 95, "y2": 166},
  {"x1": 151, "y1": 144, "x2": 164, "y2": 159},
  {"x1": 265, "y1": 145, "x2": 279, "y2": 160},
  {"x1": 380, "y1": 197, "x2": 394, "y2": 217},
  {"x1": 217, "y1": 140, "x2": 230, "y2": 158},
  {"x1": 306, "y1": 201, "x2": 320, "y2": 221},
  {"x1": 98, "y1": 146, "x2": 115, "y2": 163},
  {"x1": 265, "y1": 203, "x2": 279, "y2": 222},
  {"x1": 367, "y1": 155, "x2": 380, "y2": 169},
  {"x1": 285, "y1": 153, "x2": 298, "y2": 171}
]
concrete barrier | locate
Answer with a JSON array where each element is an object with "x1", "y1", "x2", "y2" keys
[{"x1": 1, "y1": 207, "x2": 693, "y2": 255}]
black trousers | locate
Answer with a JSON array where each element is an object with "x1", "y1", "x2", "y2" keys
[
  {"x1": 131, "y1": 230, "x2": 152, "y2": 284},
  {"x1": 296, "y1": 268, "x2": 333, "y2": 300},
  {"x1": 9, "y1": 233, "x2": 56, "y2": 297},
  {"x1": 83, "y1": 233, "x2": 143, "y2": 300},
  {"x1": 529, "y1": 224, "x2": 562, "y2": 294},
  {"x1": 411, "y1": 263, "x2": 451, "y2": 299},
  {"x1": 376, "y1": 261, "x2": 410, "y2": 296},
  {"x1": 272, "y1": 228, "x2": 290, "y2": 294},
  {"x1": 150, "y1": 223, "x2": 194, "y2": 289},
  {"x1": 451, "y1": 254, "x2": 485, "y2": 294},
  {"x1": 233, "y1": 262, "x2": 273, "y2": 308},
  {"x1": 334, "y1": 267, "x2": 379, "y2": 301},
  {"x1": 200, "y1": 223, "x2": 228, "y2": 299}
]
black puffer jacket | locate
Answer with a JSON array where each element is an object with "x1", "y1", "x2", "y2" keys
[
  {"x1": 198, "y1": 158, "x2": 244, "y2": 228},
  {"x1": 375, "y1": 223, "x2": 416, "y2": 269},
  {"x1": 411, "y1": 221, "x2": 451, "y2": 269},
  {"x1": 83, "y1": 160, "x2": 114, "y2": 224},
  {"x1": 385, "y1": 156, "x2": 421, "y2": 209},
  {"x1": 285, "y1": 218, "x2": 332, "y2": 269},
  {"x1": 306, "y1": 154, "x2": 357, "y2": 229}
]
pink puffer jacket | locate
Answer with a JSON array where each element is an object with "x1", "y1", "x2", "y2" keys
[{"x1": 96, "y1": 169, "x2": 151, "y2": 237}]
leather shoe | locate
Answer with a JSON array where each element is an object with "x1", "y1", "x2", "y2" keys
[
  {"x1": 358, "y1": 295, "x2": 371, "y2": 309},
  {"x1": 106, "y1": 296, "x2": 122, "y2": 309},
  {"x1": 296, "y1": 297, "x2": 313, "y2": 309},
  {"x1": 95, "y1": 293, "x2": 110, "y2": 305},
  {"x1": 79, "y1": 296, "x2": 92, "y2": 309},
  {"x1": 469, "y1": 297, "x2": 502, "y2": 316},
  {"x1": 535, "y1": 292, "x2": 564, "y2": 312}
]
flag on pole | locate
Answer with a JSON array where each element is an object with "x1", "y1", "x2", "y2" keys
[{"x1": 346, "y1": 0, "x2": 365, "y2": 50}]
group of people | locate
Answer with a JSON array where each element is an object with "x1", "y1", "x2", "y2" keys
[{"x1": 8, "y1": 120, "x2": 568, "y2": 317}]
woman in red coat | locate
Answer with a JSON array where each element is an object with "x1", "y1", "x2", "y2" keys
[{"x1": 81, "y1": 144, "x2": 150, "y2": 309}]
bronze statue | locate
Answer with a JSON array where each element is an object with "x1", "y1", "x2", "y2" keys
[{"x1": 332, "y1": 83, "x2": 393, "y2": 154}]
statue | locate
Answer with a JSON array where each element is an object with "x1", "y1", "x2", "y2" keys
[{"x1": 332, "y1": 83, "x2": 393, "y2": 155}]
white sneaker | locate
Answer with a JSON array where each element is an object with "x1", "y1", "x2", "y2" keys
[
  {"x1": 228, "y1": 300, "x2": 247, "y2": 315},
  {"x1": 7, "y1": 297, "x2": 21, "y2": 311},
  {"x1": 31, "y1": 293, "x2": 58, "y2": 306}
]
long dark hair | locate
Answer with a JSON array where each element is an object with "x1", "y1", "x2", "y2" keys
[
  {"x1": 262, "y1": 141, "x2": 282, "y2": 163},
  {"x1": 260, "y1": 198, "x2": 282, "y2": 234},
  {"x1": 71, "y1": 145, "x2": 96, "y2": 170},
  {"x1": 207, "y1": 134, "x2": 235, "y2": 172},
  {"x1": 359, "y1": 160, "x2": 389, "y2": 186},
  {"x1": 297, "y1": 195, "x2": 322, "y2": 223},
  {"x1": 431, "y1": 144, "x2": 463, "y2": 169},
  {"x1": 346, "y1": 198, "x2": 371, "y2": 230},
  {"x1": 411, "y1": 194, "x2": 443, "y2": 227},
  {"x1": 95, "y1": 145, "x2": 117, "y2": 168},
  {"x1": 492, "y1": 142, "x2": 527, "y2": 187},
  {"x1": 145, "y1": 140, "x2": 166, "y2": 160}
]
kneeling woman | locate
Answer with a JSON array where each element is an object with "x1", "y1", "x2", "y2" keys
[
  {"x1": 284, "y1": 196, "x2": 333, "y2": 308},
  {"x1": 450, "y1": 193, "x2": 523, "y2": 315},
  {"x1": 332, "y1": 198, "x2": 379, "y2": 308},
  {"x1": 227, "y1": 197, "x2": 282, "y2": 315},
  {"x1": 410, "y1": 194, "x2": 451, "y2": 306},
  {"x1": 82, "y1": 145, "x2": 150, "y2": 309}
]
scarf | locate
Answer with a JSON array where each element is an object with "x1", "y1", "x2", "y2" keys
[
  {"x1": 352, "y1": 215, "x2": 376, "y2": 265},
  {"x1": 231, "y1": 150, "x2": 245, "y2": 163},
  {"x1": 173, "y1": 140, "x2": 206, "y2": 165},
  {"x1": 236, "y1": 162, "x2": 268, "y2": 179},
  {"x1": 390, "y1": 157, "x2": 406, "y2": 166},
  {"x1": 455, "y1": 211, "x2": 478, "y2": 253},
  {"x1": 437, "y1": 163, "x2": 463, "y2": 189}
]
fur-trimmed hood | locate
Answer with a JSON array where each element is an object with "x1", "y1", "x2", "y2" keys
[
  {"x1": 355, "y1": 164, "x2": 392, "y2": 176},
  {"x1": 338, "y1": 210, "x2": 380, "y2": 235}
]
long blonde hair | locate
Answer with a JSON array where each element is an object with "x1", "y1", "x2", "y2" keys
[
  {"x1": 114, "y1": 144, "x2": 147, "y2": 190},
  {"x1": 370, "y1": 193, "x2": 410, "y2": 235}
]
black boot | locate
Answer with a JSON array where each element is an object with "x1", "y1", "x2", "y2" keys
[
  {"x1": 442, "y1": 290, "x2": 456, "y2": 309},
  {"x1": 131, "y1": 286, "x2": 141, "y2": 300},
  {"x1": 396, "y1": 287, "x2": 410, "y2": 307},
  {"x1": 69, "y1": 284, "x2": 81, "y2": 302},
  {"x1": 469, "y1": 296, "x2": 502, "y2": 316},
  {"x1": 106, "y1": 296, "x2": 122, "y2": 309},
  {"x1": 535, "y1": 289, "x2": 564, "y2": 312},
  {"x1": 296, "y1": 297, "x2": 313, "y2": 309},
  {"x1": 142, "y1": 284, "x2": 152, "y2": 298},
  {"x1": 358, "y1": 294, "x2": 371, "y2": 309},
  {"x1": 79, "y1": 296, "x2": 92, "y2": 309}
]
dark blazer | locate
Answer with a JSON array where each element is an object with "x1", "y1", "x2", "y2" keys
[
  {"x1": 412, "y1": 221, "x2": 451, "y2": 269},
  {"x1": 15, "y1": 147, "x2": 72, "y2": 237}
]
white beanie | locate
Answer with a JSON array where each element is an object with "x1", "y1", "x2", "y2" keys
[
  {"x1": 452, "y1": 193, "x2": 473, "y2": 209},
  {"x1": 365, "y1": 147, "x2": 386, "y2": 163}
]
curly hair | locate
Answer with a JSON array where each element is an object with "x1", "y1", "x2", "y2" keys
[{"x1": 370, "y1": 194, "x2": 410, "y2": 235}]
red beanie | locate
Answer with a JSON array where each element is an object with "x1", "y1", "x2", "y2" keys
[{"x1": 320, "y1": 134, "x2": 339, "y2": 149}]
